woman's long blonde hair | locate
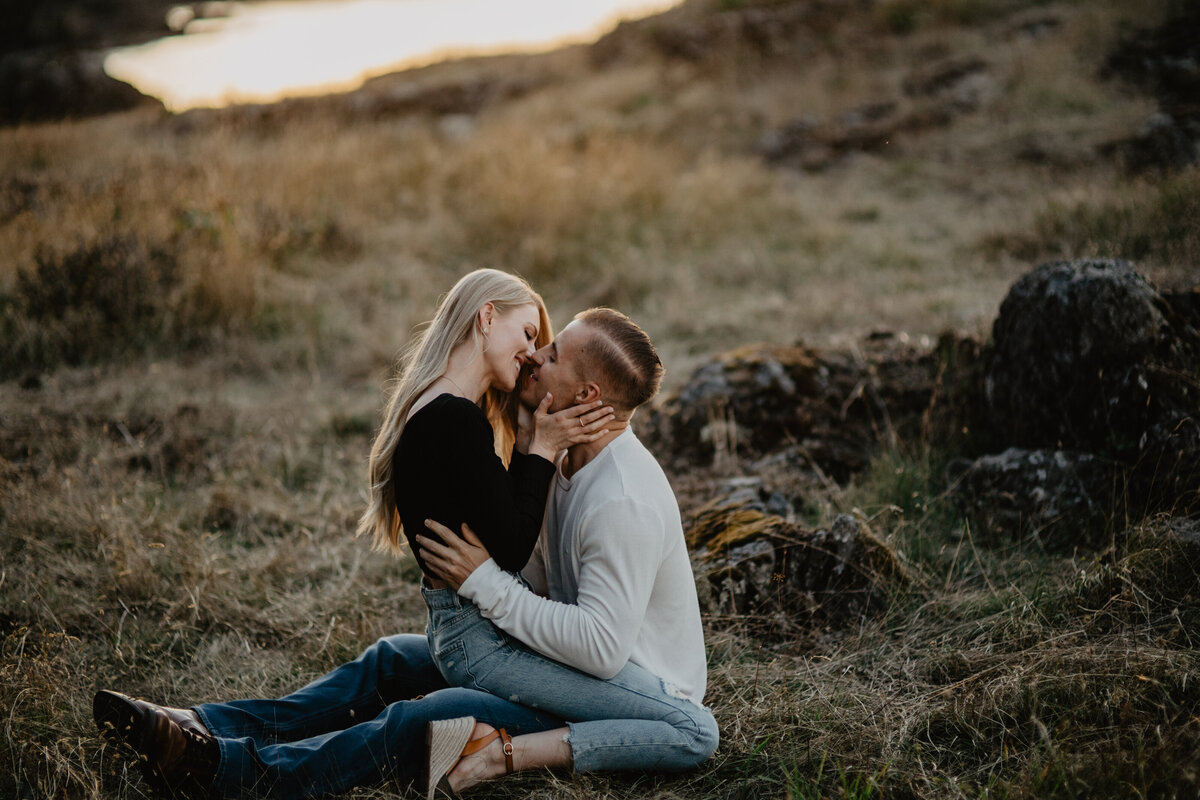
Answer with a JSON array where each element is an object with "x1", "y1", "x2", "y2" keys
[{"x1": 358, "y1": 269, "x2": 552, "y2": 555}]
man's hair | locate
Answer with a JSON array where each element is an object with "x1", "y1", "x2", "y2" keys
[{"x1": 573, "y1": 307, "x2": 663, "y2": 412}]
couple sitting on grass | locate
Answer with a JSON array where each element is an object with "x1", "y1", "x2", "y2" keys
[{"x1": 94, "y1": 269, "x2": 718, "y2": 798}]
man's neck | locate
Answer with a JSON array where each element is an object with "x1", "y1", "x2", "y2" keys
[{"x1": 562, "y1": 426, "x2": 625, "y2": 479}]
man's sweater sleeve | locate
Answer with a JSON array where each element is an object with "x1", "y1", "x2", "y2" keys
[
  {"x1": 458, "y1": 496, "x2": 663, "y2": 679},
  {"x1": 520, "y1": 536, "x2": 549, "y2": 597}
]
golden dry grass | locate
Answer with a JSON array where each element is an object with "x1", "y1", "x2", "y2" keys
[
  {"x1": 3, "y1": 0, "x2": 1174, "y2": 373},
  {"x1": 3, "y1": 0, "x2": 1199, "y2": 797}
]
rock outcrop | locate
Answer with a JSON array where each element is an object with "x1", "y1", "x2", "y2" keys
[
  {"x1": 687, "y1": 499, "x2": 907, "y2": 633},
  {"x1": 652, "y1": 259, "x2": 1195, "y2": 568},
  {"x1": 642, "y1": 333, "x2": 980, "y2": 484},
  {"x1": 984, "y1": 259, "x2": 1191, "y2": 456},
  {"x1": 1103, "y1": 4, "x2": 1200, "y2": 173},
  {"x1": 947, "y1": 448, "x2": 1119, "y2": 548},
  {"x1": 954, "y1": 259, "x2": 1200, "y2": 545},
  {"x1": 0, "y1": 0, "x2": 171, "y2": 124}
]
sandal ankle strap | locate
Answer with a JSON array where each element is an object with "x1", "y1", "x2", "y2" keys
[
  {"x1": 499, "y1": 728, "x2": 513, "y2": 774},
  {"x1": 457, "y1": 727, "x2": 514, "y2": 773}
]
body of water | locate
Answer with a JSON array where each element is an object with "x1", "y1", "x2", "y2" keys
[{"x1": 105, "y1": 0, "x2": 680, "y2": 112}]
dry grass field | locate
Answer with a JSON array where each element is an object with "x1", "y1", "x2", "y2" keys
[{"x1": 3, "y1": 0, "x2": 1199, "y2": 797}]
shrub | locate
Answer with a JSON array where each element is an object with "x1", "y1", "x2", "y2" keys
[{"x1": 1, "y1": 234, "x2": 185, "y2": 377}]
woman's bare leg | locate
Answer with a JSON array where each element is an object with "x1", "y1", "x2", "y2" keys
[{"x1": 447, "y1": 722, "x2": 572, "y2": 792}]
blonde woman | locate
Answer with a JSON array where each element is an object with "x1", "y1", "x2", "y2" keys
[{"x1": 358, "y1": 267, "x2": 616, "y2": 587}]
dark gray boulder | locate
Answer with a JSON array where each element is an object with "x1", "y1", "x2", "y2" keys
[
  {"x1": 986, "y1": 259, "x2": 1178, "y2": 455},
  {"x1": 647, "y1": 343, "x2": 821, "y2": 461},
  {"x1": 948, "y1": 448, "x2": 1120, "y2": 549},
  {"x1": 969, "y1": 259, "x2": 1199, "y2": 540}
]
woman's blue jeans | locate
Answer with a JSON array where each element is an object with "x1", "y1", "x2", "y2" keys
[
  {"x1": 424, "y1": 585, "x2": 719, "y2": 773},
  {"x1": 193, "y1": 633, "x2": 562, "y2": 799}
]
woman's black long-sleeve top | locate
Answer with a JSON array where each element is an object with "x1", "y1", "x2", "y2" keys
[{"x1": 392, "y1": 393, "x2": 556, "y2": 576}]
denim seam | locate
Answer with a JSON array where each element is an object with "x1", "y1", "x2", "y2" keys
[
  {"x1": 594, "y1": 684, "x2": 706, "y2": 741},
  {"x1": 209, "y1": 735, "x2": 237, "y2": 797}
]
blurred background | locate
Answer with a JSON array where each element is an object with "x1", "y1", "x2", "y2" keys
[
  {"x1": 2, "y1": 1, "x2": 1198, "y2": 798},
  {"x1": 3, "y1": 0, "x2": 1195, "y2": 377}
]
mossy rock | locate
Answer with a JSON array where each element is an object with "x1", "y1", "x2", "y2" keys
[{"x1": 687, "y1": 499, "x2": 908, "y2": 634}]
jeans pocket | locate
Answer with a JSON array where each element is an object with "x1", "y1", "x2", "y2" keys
[
  {"x1": 431, "y1": 618, "x2": 511, "y2": 691},
  {"x1": 433, "y1": 639, "x2": 471, "y2": 687},
  {"x1": 426, "y1": 602, "x2": 482, "y2": 645}
]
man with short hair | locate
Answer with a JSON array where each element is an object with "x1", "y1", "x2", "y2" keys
[{"x1": 94, "y1": 308, "x2": 716, "y2": 798}]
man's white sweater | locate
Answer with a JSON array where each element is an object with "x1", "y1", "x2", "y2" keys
[{"x1": 458, "y1": 428, "x2": 708, "y2": 702}]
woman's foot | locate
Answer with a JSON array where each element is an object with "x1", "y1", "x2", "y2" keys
[{"x1": 446, "y1": 721, "x2": 512, "y2": 794}]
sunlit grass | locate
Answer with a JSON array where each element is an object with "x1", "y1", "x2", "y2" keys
[{"x1": 2, "y1": 0, "x2": 1198, "y2": 797}]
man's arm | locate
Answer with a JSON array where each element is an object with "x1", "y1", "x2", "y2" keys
[
  {"x1": 521, "y1": 535, "x2": 549, "y2": 597},
  {"x1": 420, "y1": 498, "x2": 663, "y2": 679}
]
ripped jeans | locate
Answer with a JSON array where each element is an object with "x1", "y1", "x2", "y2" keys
[{"x1": 423, "y1": 585, "x2": 719, "y2": 773}]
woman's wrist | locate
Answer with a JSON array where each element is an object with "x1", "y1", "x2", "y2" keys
[{"x1": 527, "y1": 435, "x2": 557, "y2": 462}]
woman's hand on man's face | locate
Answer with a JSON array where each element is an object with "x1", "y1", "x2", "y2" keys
[
  {"x1": 527, "y1": 394, "x2": 621, "y2": 461},
  {"x1": 417, "y1": 520, "x2": 491, "y2": 590}
]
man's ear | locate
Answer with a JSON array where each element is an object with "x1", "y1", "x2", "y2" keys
[{"x1": 574, "y1": 382, "x2": 602, "y2": 404}]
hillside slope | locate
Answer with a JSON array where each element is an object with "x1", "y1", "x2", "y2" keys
[{"x1": 2, "y1": 1, "x2": 1198, "y2": 798}]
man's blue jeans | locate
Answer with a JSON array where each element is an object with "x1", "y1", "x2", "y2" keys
[
  {"x1": 424, "y1": 586, "x2": 720, "y2": 772},
  {"x1": 193, "y1": 633, "x2": 562, "y2": 799}
]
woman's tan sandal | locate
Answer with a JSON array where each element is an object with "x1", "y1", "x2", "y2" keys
[
  {"x1": 425, "y1": 717, "x2": 475, "y2": 800},
  {"x1": 458, "y1": 727, "x2": 513, "y2": 774},
  {"x1": 424, "y1": 717, "x2": 513, "y2": 799}
]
